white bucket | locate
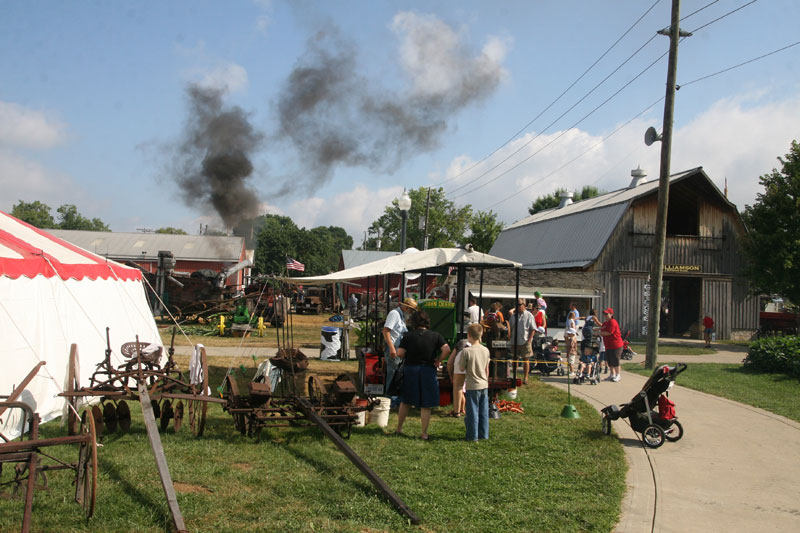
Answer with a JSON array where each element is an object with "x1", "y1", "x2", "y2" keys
[
  {"x1": 355, "y1": 410, "x2": 366, "y2": 427},
  {"x1": 505, "y1": 388, "x2": 518, "y2": 400},
  {"x1": 368, "y1": 396, "x2": 391, "y2": 428}
]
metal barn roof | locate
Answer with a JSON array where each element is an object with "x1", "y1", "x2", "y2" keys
[
  {"x1": 49, "y1": 230, "x2": 245, "y2": 262},
  {"x1": 490, "y1": 168, "x2": 719, "y2": 269}
]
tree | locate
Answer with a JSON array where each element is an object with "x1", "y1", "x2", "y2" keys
[
  {"x1": 56, "y1": 204, "x2": 110, "y2": 231},
  {"x1": 368, "y1": 187, "x2": 473, "y2": 251},
  {"x1": 252, "y1": 215, "x2": 352, "y2": 276},
  {"x1": 469, "y1": 210, "x2": 504, "y2": 253},
  {"x1": 741, "y1": 140, "x2": 800, "y2": 305},
  {"x1": 155, "y1": 227, "x2": 188, "y2": 235},
  {"x1": 528, "y1": 185, "x2": 603, "y2": 215},
  {"x1": 11, "y1": 201, "x2": 110, "y2": 231},
  {"x1": 11, "y1": 200, "x2": 56, "y2": 228}
]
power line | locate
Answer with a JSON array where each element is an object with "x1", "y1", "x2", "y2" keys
[
  {"x1": 450, "y1": 47, "x2": 669, "y2": 200},
  {"x1": 688, "y1": 0, "x2": 759, "y2": 33},
  {"x1": 679, "y1": 40, "x2": 800, "y2": 89},
  {"x1": 476, "y1": 36, "x2": 799, "y2": 212},
  {"x1": 449, "y1": 0, "x2": 767, "y2": 205},
  {"x1": 446, "y1": 32, "x2": 662, "y2": 197},
  {"x1": 483, "y1": 97, "x2": 664, "y2": 210},
  {"x1": 434, "y1": 0, "x2": 662, "y2": 189}
]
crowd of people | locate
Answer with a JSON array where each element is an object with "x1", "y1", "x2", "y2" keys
[{"x1": 378, "y1": 294, "x2": 634, "y2": 442}]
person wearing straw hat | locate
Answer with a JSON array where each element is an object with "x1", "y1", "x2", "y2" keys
[{"x1": 383, "y1": 297, "x2": 417, "y2": 395}]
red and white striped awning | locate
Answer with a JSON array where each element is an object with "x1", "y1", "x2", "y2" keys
[{"x1": 0, "y1": 211, "x2": 141, "y2": 281}]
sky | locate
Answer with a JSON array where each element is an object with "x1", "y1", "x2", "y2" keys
[{"x1": 1, "y1": 0, "x2": 798, "y2": 247}]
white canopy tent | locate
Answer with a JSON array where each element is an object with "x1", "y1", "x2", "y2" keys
[
  {"x1": 1, "y1": 211, "x2": 162, "y2": 439},
  {"x1": 282, "y1": 247, "x2": 521, "y2": 285}
]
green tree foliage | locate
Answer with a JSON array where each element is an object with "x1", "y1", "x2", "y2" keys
[
  {"x1": 469, "y1": 210, "x2": 505, "y2": 253},
  {"x1": 252, "y1": 215, "x2": 353, "y2": 276},
  {"x1": 368, "y1": 187, "x2": 473, "y2": 251},
  {"x1": 10, "y1": 200, "x2": 56, "y2": 228},
  {"x1": 11, "y1": 200, "x2": 109, "y2": 231},
  {"x1": 56, "y1": 204, "x2": 110, "y2": 231},
  {"x1": 155, "y1": 227, "x2": 187, "y2": 234},
  {"x1": 741, "y1": 141, "x2": 800, "y2": 304},
  {"x1": 528, "y1": 185, "x2": 603, "y2": 215}
]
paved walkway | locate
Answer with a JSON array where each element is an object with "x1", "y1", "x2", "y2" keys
[{"x1": 542, "y1": 342, "x2": 800, "y2": 532}]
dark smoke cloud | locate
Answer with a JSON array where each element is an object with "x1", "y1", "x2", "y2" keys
[
  {"x1": 275, "y1": 19, "x2": 505, "y2": 192},
  {"x1": 174, "y1": 85, "x2": 264, "y2": 228}
]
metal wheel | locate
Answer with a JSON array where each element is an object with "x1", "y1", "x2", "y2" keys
[
  {"x1": 159, "y1": 400, "x2": 173, "y2": 432},
  {"x1": 307, "y1": 376, "x2": 327, "y2": 405},
  {"x1": 116, "y1": 400, "x2": 131, "y2": 433},
  {"x1": 664, "y1": 419, "x2": 683, "y2": 442},
  {"x1": 173, "y1": 401, "x2": 184, "y2": 433},
  {"x1": 67, "y1": 345, "x2": 81, "y2": 435},
  {"x1": 76, "y1": 410, "x2": 98, "y2": 517},
  {"x1": 223, "y1": 374, "x2": 246, "y2": 434},
  {"x1": 601, "y1": 415, "x2": 612, "y2": 436},
  {"x1": 189, "y1": 347, "x2": 209, "y2": 436},
  {"x1": 642, "y1": 424, "x2": 665, "y2": 448},
  {"x1": 91, "y1": 405, "x2": 105, "y2": 439},
  {"x1": 102, "y1": 401, "x2": 117, "y2": 434}
]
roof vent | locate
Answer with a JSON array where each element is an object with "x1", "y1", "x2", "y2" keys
[
  {"x1": 629, "y1": 167, "x2": 647, "y2": 188},
  {"x1": 558, "y1": 191, "x2": 574, "y2": 209}
]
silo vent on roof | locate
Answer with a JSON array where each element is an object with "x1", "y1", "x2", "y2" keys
[
  {"x1": 629, "y1": 167, "x2": 648, "y2": 188},
  {"x1": 558, "y1": 191, "x2": 574, "y2": 209}
]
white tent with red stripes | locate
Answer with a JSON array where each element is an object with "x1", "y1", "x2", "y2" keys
[{"x1": 0, "y1": 211, "x2": 162, "y2": 439}]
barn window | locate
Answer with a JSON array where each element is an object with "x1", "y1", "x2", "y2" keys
[{"x1": 666, "y1": 197, "x2": 699, "y2": 236}]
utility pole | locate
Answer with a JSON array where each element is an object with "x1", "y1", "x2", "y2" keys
[
  {"x1": 645, "y1": 0, "x2": 690, "y2": 369},
  {"x1": 423, "y1": 187, "x2": 431, "y2": 250}
]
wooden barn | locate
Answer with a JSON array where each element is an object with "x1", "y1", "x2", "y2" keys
[{"x1": 487, "y1": 167, "x2": 759, "y2": 341}]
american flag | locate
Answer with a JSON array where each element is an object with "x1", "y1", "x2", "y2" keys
[{"x1": 286, "y1": 257, "x2": 305, "y2": 272}]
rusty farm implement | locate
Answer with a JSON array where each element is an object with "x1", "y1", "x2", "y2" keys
[{"x1": 1, "y1": 362, "x2": 98, "y2": 533}]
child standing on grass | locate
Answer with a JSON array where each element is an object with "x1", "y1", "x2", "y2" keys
[{"x1": 458, "y1": 323, "x2": 491, "y2": 442}]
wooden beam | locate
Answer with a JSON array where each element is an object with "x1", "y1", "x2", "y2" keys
[{"x1": 138, "y1": 384, "x2": 187, "y2": 533}]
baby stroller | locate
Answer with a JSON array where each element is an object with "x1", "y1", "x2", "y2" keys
[
  {"x1": 600, "y1": 363, "x2": 686, "y2": 448},
  {"x1": 620, "y1": 330, "x2": 636, "y2": 360},
  {"x1": 533, "y1": 337, "x2": 564, "y2": 376},
  {"x1": 573, "y1": 338, "x2": 600, "y2": 385}
]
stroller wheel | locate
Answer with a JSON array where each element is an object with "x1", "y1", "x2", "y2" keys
[
  {"x1": 642, "y1": 425, "x2": 665, "y2": 448},
  {"x1": 664, "y1": 420, "x2": 683, "y2": 442},
  {"x1": 601, "y1": 416, "x2": 612, "y2": 435}
]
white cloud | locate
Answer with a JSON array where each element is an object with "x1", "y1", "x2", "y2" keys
[
  {"x1": 286, "y1": 185, "x2": 403, "y2": 244},
  {"x1": 196, "y1": 62, "x2": 249, "y2": 94},
  {"x1": 0, "y1": 101, "x2": 68, "y2": 149},
  {"x1": 671, "y1": 92, "x2": 800, "y2": 211},
  {"x1": 0, "y1": 148, "x2": 79, "y2": 211},
  {"x1": 431, "y1": 90, "x2": 800, "y2": 225}
]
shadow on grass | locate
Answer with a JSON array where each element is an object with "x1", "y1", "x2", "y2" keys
[{"x1": 99, "y1": 459, "x2": 172, "y2": 532}]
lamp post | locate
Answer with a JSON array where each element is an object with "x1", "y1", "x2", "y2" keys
[{"x1": 397, "y1": 189, "x2": 412, "y2": 300}]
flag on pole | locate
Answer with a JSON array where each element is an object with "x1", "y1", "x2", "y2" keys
[{"x1": 286, "y1": 257, "x2": 305, "y2": 272}]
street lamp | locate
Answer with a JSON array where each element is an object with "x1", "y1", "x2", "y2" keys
[
  {"x1": 397, "y1": 189, "x2": 412, "y2": 300},
  {"x1": 398, "y1": 189, "x2": 411, "y2": 252}
]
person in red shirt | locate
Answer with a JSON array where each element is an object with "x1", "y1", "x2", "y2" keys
[
  {"x1": 702, "y1": 314, "x2": 715, "y2": 348},
  {"x1": 599, "y1": 308, "x2": 624, "y2": 382}
]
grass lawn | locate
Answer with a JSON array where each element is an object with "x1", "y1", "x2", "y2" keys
[
  {"x1": 623, "y1": 362, "x2": 800, "y2": 422},
  {"x1": 158, "y1": 313, "x2": 337, "y2": 349},
  {"x1": 627, "y1": 343, "x2": 715, "y2": 356},
  {"x1": 1, "y1": 357, "x2": 626, "y2": 533}
]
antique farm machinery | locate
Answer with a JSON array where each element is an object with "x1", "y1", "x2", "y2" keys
[
  {"x1": 1, "y1": 362, "x2": 98, "y2": 533},
  {"x1": 59, "y1": 327, "x2": 222, "y2": 437}
]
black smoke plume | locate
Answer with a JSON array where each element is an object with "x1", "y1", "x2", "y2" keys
[
  {"x1": 174, "y1": 85, "x2": 264, "y2": 229},
  {"x1": 275, "y1": 24, "x2": 504, "y2": 192}
]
